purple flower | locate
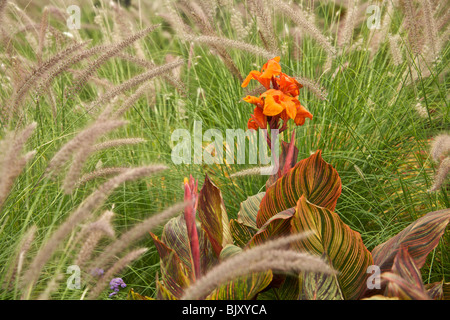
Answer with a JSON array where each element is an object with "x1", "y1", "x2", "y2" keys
[
  {"x1": 90, "y1": 268, "x2": 104, "y2": 277},
  {"x1": 109, "y1": 278, "x2": 126, "y2": 297}
]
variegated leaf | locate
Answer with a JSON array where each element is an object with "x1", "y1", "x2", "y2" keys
[
  {"x1": 298, "y1": 271, "x2": 344, "y2": 300},
  {"x1": 198, "y1": 174, "x2": 233, "y2": 256},
  {"x1": 160, "y1": 215, "x2": 194, "y2": 276},
  {"x1": 290, "y1": 196, "x2": 373, "y2": 300},
  {"x1": 247, "y1": 207, "x2": 295, "y2": 247},
  {"x1": 257, "y1": 150, "x2": 342, "y2": 228},
  {"x1": 382, "y1": 246, "x2": 431, "y2": 300},
  {"x1": 372, "y1": 208, "x2": 450, "y2": 273},
  {"x1": 426, "y1": 281, "x2": 450, "y2": 300},
  {"x1": 149, "y1": 232, "x2": 191, "y2": 299},
  {"x1": 229, "y1": 192, "x2": 264, "y2": 246},
  {"x1": 206, "y1": 270, "x2": 273, "y2": 300},
  {"x1": 219, "y1": 243, "x2": 243, "y2": 260}
]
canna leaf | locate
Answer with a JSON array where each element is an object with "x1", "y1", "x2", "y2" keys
[
  {"x1": 202, "y1": 243, "x2": 273, "y2": 300},
  {"x1": 159, "y1": 215, "x2": 195, "y2": 276},
  {"x1": 199, "y1": 226, "x2": 219, "y2": 275},
  {"x1": 372, "y1": 208, "x2": 450, "y2": 273},
  {"x1": 298, "y1": 271, "x2": 344, "y2": 300},
  {"x1": 156, "y1": 277, "x2": 178, "y2": 300},
  {"x1": 206, "y1": 270, "x2": 273, "y2": 300},
  {"x1": 382, "y1": 246, "x2": 431, "y2": 300},
  {"x1": 257, "y1": 150, "x2": 341, "y2": 228},
  {"x1": 381, "y1": 273, "x2": 430, "y2": 300},
  {"x1": 219, "y1": 243, "x2": 244, "y2": 260},
  {"x1": 290, "y1": 196, "x2": 373, "y2": 300},
  {"x1": 425, "y1": 281, "x2": 450, "y2": 300},
  {"x1": 229, "y1": 192, "x2": 264, "y2": 247},
  {"x1": 198, "y1": 174, "x2": 233, "y2": 256},
  {"x1": 149, "y1": 231, "x2": 191, "y2": 299},
  {"x1": 247, "y1": 207, "x2": 295, "y2": 247},
  {"x1": 236, "y1": 192, "x2": 264, "y2": 229}
]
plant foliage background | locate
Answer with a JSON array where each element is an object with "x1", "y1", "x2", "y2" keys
[{"x1": 0, "y1": 0, "x2": 448, "y2": 300}]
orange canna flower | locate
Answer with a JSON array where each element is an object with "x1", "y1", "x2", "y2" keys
[
  {"x1": 242, "y1": 57, "x2": 312, "y2": 131},
  {"x1": 241, "y1": 57, "x2": 281, "y2": 89},
  {"x1": 247, "y1": 106, "x2": 267, "y2": 130},
  {"x1": 277, "y1": 73, "x2": 302, "y2": 97},
  {"x1": 259, "y1": 56, "x2": 282, "y2": 79},
  {"x1": 293, "y1": 102, "x2": 313, "y2": 126},
  {"x1": 243, "y1": 95, "x2": 264, "y2": 106},
  {"x1": 261, "y1": 89, "x2": 297, "y2": 119}
]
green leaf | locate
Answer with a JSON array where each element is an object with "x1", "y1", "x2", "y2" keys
[
  {"x1": 198, "y1": 174, "x2": 233, "y2": 256},
  {"x1": 229, "y1": 192, "x2": 264, "y2": 247},
  {"x1": 219, "y1": 243, "x2": 243, "y2": 260},
  {"x1": 290, "y1": 196, "x2": 373, "y2": 300},
  {"x1": 372, "y1": 208, "x2": 450, "y2": 273},
  {"x1": 257, "y1": 150, "x2": 342, "y2": 228},
  {"x1": 382, "y1": 246, "x2": 431, "y2": 300},
  {"x1": 237, "y1": 192, "x2": 265, "y2": 229}
]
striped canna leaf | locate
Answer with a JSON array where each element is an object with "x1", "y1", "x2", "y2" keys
[
  {"x1": 298, "y1": 271, "x2": 344, "y2": 300},
  {"x1": 159, "y1": 215, "x2": 195, "y2": 276},
  {"x1": 247, "y1": 207, "x2": 295, "y2": 247},
  {"x1": 150, "y1": 215, "x2": 218, "y2": 299},
  {"x1": 426, "y1": 281, "x2": 450, "y2": 300},
  {"x1": 372, "y1": 208, "x2": 450, "y2": 273},
  {"x1": 229, "y1": 192, "x2": 264, "y2": 247},
  {"x1": 197, "y1": 174, "x2": 233, "y2": 257},
  {"x1": 381, "y1": 246, "x2": 431, "y2": 300},
  {"x1": 290, "y1": 196, "x2": 373, "y2": 300},
  {"x1": 204, "y1": 244, "x2": 273, "y2": 300},
  {"x1": 257, "y1": 150, "x2": 341, "y2": 228},
  {"x1": 149, "y1": 231, "x2": 191, "y2": 299}
]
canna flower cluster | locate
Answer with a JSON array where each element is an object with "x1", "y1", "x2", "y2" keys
[{"x1": 242, "y1": 57, "x2": 312, "y2": 132}]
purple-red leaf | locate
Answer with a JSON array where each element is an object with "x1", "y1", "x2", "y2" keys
[
  {"x1": 197, "y1": 174, "x2": 233, "y2": 256},
  {"x1": 382, "y1": 246, "x2": 431, "y2": 300},
  {"x1": 372, "y1": 208, "x2": 450, "y2": 273}
]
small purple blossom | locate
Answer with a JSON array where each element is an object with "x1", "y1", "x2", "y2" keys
[
  {"x1": 109, "y1": 278, "x2": 127, "y2": 297},
  {"x1": 90, "y1": 268, "x2": 104, "y2": 277}
]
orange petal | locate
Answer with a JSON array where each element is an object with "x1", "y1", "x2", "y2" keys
[
  {"x1": 247, "y1": 118, "x2": 259, "y2": 130},
  {"x1": 241, "y1": 70, "x2": 261, "y2": 88},
  {"x1": 294, "y1": 104, "x2": 313, "y2": 126},
  {"x1": 260, "y1": 58, "x2": 282, "y2": 79},
  {"x1": 253, "y1": 106, "x2": 266, "y2": 125},
  {"x1": 284, "y1": 98, "x2": 297, "y2": 120},
  {"x1": 243, "y1": 95, "x2": 263, "y2": 105},
  {"x1": 263, "y1": 93, "x2": 284, "y2": 116}
]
